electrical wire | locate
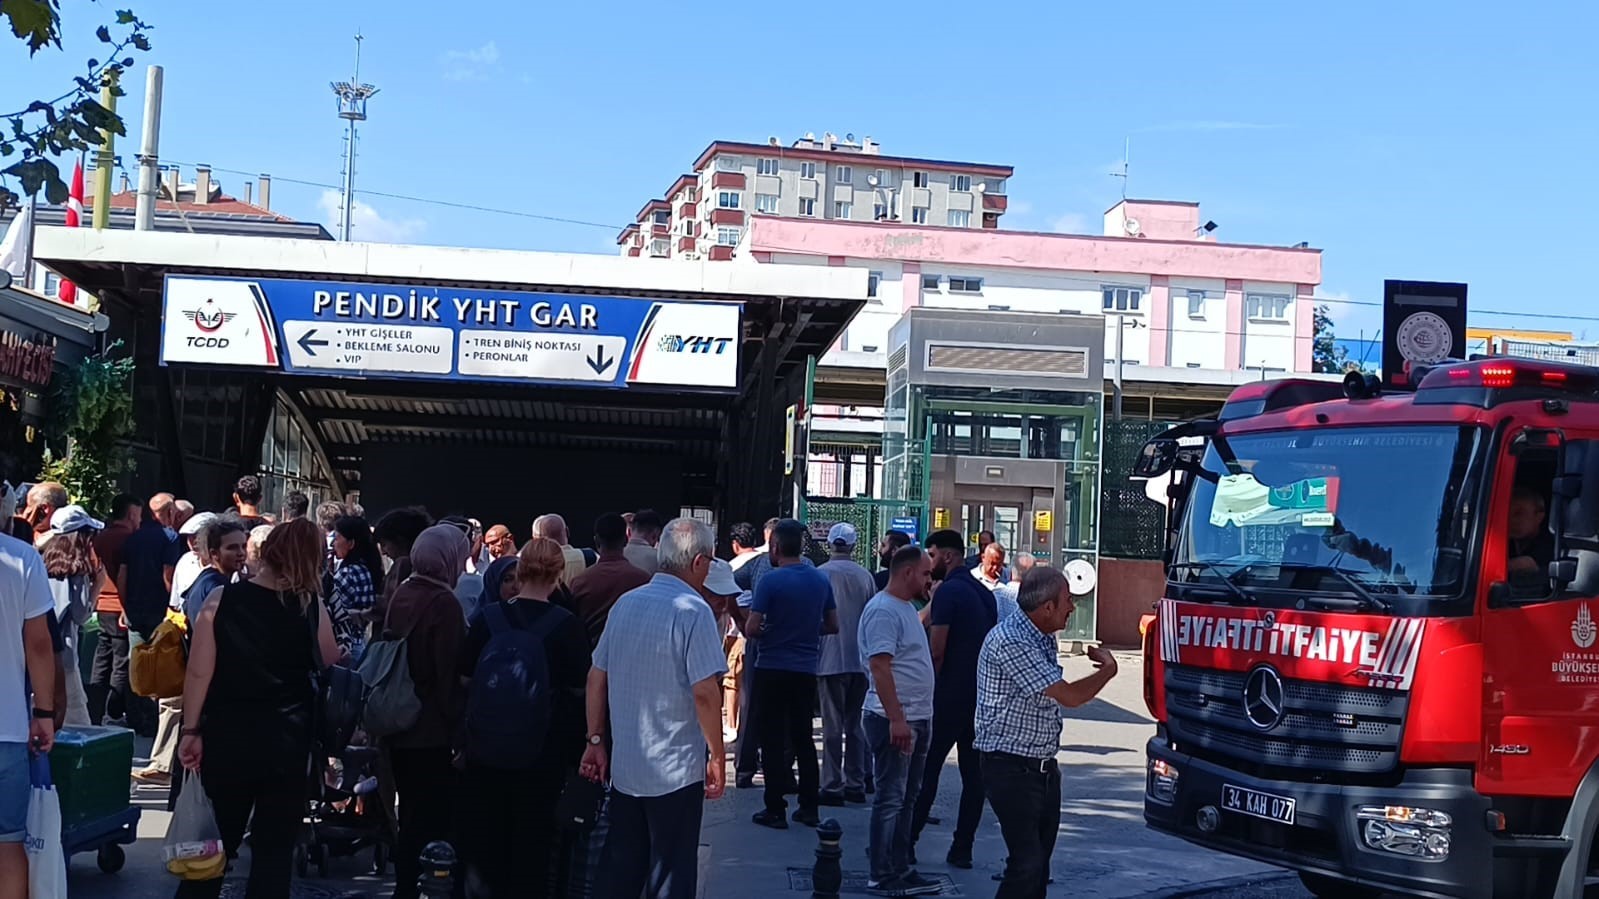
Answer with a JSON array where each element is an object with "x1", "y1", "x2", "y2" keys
[
  {"x1": 156, "y1": 162, "x2": 1598, "y2": 328},
  {"x1": 162, "y1": 161, "x2": 628, "y2": 232}
]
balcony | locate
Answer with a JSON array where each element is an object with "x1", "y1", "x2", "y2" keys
[
  {"x1": 627, "y1": 246, "x2": 641, "y2": 257},
  {"x1": 677, "y1": 236, "x2": 696, "y2": 253},
  {"x1": 649, "y1": 221, "x2": 671, "y2": 237},
  {"x1": 709, "y1": 245, "x2": 734, "y2": 261},
  {"x1": 679, "y1": 202, "x2": 697, "y2": 218},
  {"x1": 710, "y1": 208, "x2": 745, "y2": 226},
  {"x1": 982, "y1": 194, "x2": 1009, "y2": 213},
  {"x1": 711, "y1": 171, "x2": 746, "y2": 190}
]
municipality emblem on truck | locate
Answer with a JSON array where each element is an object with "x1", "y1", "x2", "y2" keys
[{"x1": 1574, "y1": 604, "x2": 1597, "y2": 650}]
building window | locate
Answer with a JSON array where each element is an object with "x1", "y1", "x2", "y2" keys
[
  {"x1": 950, "y1": 174, "x2": 972, "y2": 192},
  {"x1": 1247, "y1": 293, "x2": 1291, "y2": 321},
  {"x1": 800, "y1": 161, "x2": 817, "y2": 179},
  {"x1": 757, "y1": 158, "x2": 779, "y2": 176},
  {"x1": 1102, "y1": 286, "x2": 1143, "y2": 313},
  {"x1": 755, "y1": 193, "x2": 779, "y2": 214},
  {"x1": 717, "y1": 191, "x2": 741, "y2": 209},
  {"x1": 684, "y1": 187, "x2": 697, "y2": 202},
  {"x1": 649, "y1": 239, "x2": 669, "y2": 257},
  {"x1": 868, "y1": 271, "x2": 882, "y2": 299},
  {"x1": 798, "y1": 198, "x2": 816, "y2": 217},
  {"x1": 652, "y1": 210, "x2": 670, "y2": 226},
  {"x1": 949, "y1": 276, "x2": 984, "y2": 293},
  {"x1": 912, "y1": 171, "x2": 929, "y2": 189},
  {"x1": 921, "y1": 274, "x2": 941, "y2": 291},
  {"x1": 874, "y1": 169, "x2": 892, "y2": 187},
  {"x1": 873, "y1": 202, "x2": 889, "y2": 221},
  {"x1": 1186, "y1": 290, "x2": 1206, "y2": 318},
  {"x1": 716, "y1": 227, "x2": 741, "y2": 247},
  {"x1": 947, "y1": 209, "x2": 971, "y2": 228},
  {"x1": 834, "y1": 165, "x2": 852, "y2": 184},
  {"x1": 715, "y1": 155, "x2": 740, "y2": 172},
  {"x1": 833, "y1": 201, "x2": 852, "y2": 219},
  {"x1": 911, "y1": 206, "x2": 929, "y2": 224},
  {"x1": 985, "y1": 178, "x2": 1007, "y2": 194}
]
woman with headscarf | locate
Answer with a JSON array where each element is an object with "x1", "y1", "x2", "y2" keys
[
  {"x1": 382, "y1": 524, "x2": 469, "y2": 899},
  {"x1": 478, "y1": 556, "x2": 519, "y2": 610}
]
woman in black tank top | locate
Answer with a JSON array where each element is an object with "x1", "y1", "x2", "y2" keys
[{"x1": 175, "y1": 519, "x2": 339, "y2": 898}]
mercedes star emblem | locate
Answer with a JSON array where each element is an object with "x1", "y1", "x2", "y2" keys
[
  {"x1": 1243, "y1": 666, "x2": 1286, "y2": 731},
  {"x1": 1262, "y1": 611, "x2": 1277, "y2": 629}
]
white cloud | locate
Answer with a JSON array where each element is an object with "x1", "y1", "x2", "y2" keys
[
  {"x1": 441, "y1": 41, "x2": 500, "y2": 81},
  {"x1": 1049, "y1": 212, "x2": 1090, "y2": 234},
  {"x1": 317, "y1": 189, "x2": 425, "y2": 244}
]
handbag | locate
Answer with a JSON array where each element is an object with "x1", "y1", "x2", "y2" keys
[
  {"x1": 130, "y1": 613, "x2": 187, "y2": 699},
  {"x1": 356, "y1": 600, "x2": 422, "y2": 738},
  {"x1": 25, "y1": 755, "x2": 66, "y2": 896},
  {"x1": 555, "y1": 770, "x2": 606, "y2": 831},
  {"x1": 304, "y1": 595, "x2": 365, "y2": 753}
]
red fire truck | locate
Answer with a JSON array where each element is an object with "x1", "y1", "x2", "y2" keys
[{"x1": 1137, "y1": 357, "x2": 1599, "y2": 898}]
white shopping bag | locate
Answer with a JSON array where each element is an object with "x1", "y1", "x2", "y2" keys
[{"x1": 25, "y1": 755, "x2": 65, "y2": 898}]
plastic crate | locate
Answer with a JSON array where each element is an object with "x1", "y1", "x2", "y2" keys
[{"x1": 49, "y1": 726, "x2": 133, "y2": 831}]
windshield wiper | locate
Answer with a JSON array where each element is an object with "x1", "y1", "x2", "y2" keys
[
  {"x1": 1275, "y1": 563, "x2": 1394, "y2": 613},
  {"x1": 1167, "y1": 560, "x2": 1256, "y2": 605}
]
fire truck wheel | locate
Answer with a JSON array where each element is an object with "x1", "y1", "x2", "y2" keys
[{"x1": 1297, "y1": 872, "x2": 1382, "y2": 899}]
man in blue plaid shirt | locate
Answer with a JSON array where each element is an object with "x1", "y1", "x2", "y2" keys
[{"x1": 974, "y1": 566, "x2": 1118, "y2": 899}]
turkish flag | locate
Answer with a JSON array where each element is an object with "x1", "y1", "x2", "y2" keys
[{"x1": 58, "y1": 160, "x2": 82, "y2": 305}]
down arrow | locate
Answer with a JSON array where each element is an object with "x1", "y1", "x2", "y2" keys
[{"x1": 587, "y1": 345, "x2": 614, "y2": 376}]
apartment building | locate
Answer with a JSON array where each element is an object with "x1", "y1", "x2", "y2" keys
[
  {"x1": 618, "y1": 133, "x2": 1013, "y2": 260},
  {"x1": 741, "y1": 198, "x2": 1323, "y2": 375}
]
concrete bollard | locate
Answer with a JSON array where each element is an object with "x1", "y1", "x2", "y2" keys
[
  {"x1": 417, "y1": 840, "x2": 457, "y2": 897},
  {"x1": 811, "y1": 818, "x2": 843, "y2": 899}
]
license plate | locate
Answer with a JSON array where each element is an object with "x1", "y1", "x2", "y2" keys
[{"x1": 1222, "y1": 784, "x2": 1296, "y2": 825}]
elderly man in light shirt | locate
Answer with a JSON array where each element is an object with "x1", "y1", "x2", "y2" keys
[
  {"x1": 582, "y1": 518, "x2": 727, "y2": 899},
  {"x1": 991, "y1": 552, "x2": 1035, "y2": 622},
  {"x1": 532, "y1": 513, "x2": 588, "y2": 585}
]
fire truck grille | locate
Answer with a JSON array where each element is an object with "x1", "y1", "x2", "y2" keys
[{"x1": 1164, "y1": 666, "x2": 1407, "y2": 775}]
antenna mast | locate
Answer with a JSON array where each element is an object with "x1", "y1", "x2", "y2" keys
[
  {"x1": 331, "y1": 33, "x2": 379, "y2": 241},
  {"x1": 1109, "y1": 137, "x2": 1130, "y2": 199}
]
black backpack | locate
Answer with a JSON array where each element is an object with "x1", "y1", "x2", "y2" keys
[{"x1": 465, "y1": 602, "x2": 564, "y2": 770}]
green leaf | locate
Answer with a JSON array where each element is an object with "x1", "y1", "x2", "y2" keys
[
  {"x1": 1, "y1": 0, "x2": 61, "y2": 54},
  {"x1": 3, "y1": 156, "x2": 58, "y2": 201},
  {"x1": 95, "y1": 24, "x2": 109, "y2": 42},
  {"x1": 129, "y1": 33, "x2": 149, "y2": 51},
  {"x1": 115, "y1": 9, "x2": 135, "y2": 24}
]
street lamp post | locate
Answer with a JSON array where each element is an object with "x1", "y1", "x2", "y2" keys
[{"x1": 1109, "y1": 314, "x2": 1147, "y2": 420}]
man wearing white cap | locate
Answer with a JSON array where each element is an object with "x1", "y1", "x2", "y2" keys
[
  {"x1": 816, "y1": 523, "x2": 876, "y2": 806},
  {"x1": 167, "y1": 512, "x2": 219, "y2": 613}
]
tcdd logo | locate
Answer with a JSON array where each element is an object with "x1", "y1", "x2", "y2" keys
[
  {"x1": 182, "y1": 299, "x2": 236, "y2": 334},
  {"x1": 657, "y1": 334, "x2": 732, "y2": 355}
]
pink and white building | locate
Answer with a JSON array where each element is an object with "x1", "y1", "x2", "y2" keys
[{"x1": 741, "y1": 198, "x2": 1323, "y2": 375}]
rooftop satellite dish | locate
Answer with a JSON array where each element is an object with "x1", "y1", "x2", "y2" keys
[
  {"x1": 1064, "y1": 559, "x2": 1098, "y2": 596},
  {"x1": 1124, "y1": 218, "x2": 1142, "y2": 236},
  {"x1": 846, "y1": 132, "x2": 856, "y2": 142}
]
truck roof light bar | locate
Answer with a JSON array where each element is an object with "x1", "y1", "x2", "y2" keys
[
  {"x1": 1219, "y1": 379, "x2": 1346, "y2": 422},
  {"x1": 1416, "y1": 358, "x2": 1599, "y2": 393}
]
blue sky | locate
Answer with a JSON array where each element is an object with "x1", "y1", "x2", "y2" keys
[{"x1": 7, "y1": 0, "x2": 1597, "y2": 341}]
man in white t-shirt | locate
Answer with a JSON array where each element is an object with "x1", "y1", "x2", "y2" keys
[{"x1": 0, "y1": 532, "x2": 58, "y2": 894}]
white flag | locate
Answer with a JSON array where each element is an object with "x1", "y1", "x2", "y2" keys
[{"x1": 0, "y1": 204, "x2": 31, "y2": 282}]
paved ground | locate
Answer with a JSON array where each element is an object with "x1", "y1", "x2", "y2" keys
[{"x1": 66, "y1": 650, "x2": 1284, "y2": 897}]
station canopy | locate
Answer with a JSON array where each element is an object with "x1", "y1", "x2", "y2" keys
[{"x1": 33, "y1": 228, "x2": 866, "y2": 497}]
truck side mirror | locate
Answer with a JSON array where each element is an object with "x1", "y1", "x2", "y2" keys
[{"x1": 1134, "y1": 439, "x2": 1177, "y2": 479}]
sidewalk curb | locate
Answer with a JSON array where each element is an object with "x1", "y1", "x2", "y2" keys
[{"x1": 1126, "y1": 870, "x2": 1297, "y2": 898}]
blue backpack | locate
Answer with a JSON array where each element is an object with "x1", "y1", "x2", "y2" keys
[{"x1": 465, "y1": 602, "x2": 565, "y2": 770}]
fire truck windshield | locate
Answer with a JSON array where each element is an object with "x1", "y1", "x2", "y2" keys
[{"x1": 1174, "y1": 425, "x2": 1485, "y2": 607}]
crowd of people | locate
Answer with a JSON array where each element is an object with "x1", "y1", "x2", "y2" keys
[{"x1": 0, "y1": 475, "x2": 1118, "y2": 899}]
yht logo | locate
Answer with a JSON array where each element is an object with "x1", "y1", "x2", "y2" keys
[
  {"x1": 657, "y1": 334, "x2": 732, "y2": 355},
  {"x1": 1575, "y1": 604, "x2": 1597, "y2": 650},
  {"x1": 182, "y1": 299, "x2": 236, "y2": 334}
]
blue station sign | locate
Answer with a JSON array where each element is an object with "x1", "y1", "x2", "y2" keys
[{"x1": 158, "y1": 275, "x2": 743, "y2": 391}]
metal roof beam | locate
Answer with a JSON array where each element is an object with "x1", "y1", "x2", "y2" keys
[{"x1": 310, "y1": 410, "x2": 722, "y2": 441}]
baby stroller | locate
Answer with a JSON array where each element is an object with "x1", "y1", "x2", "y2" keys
[{"x1": 296, "y1": 662, "x2": 393, "y2": 878}]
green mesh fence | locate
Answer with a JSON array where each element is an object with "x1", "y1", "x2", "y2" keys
[
  {"x1": 799, "y1": 497, "x2": 924, "y2": 569},
  {"x1": 1100, "y1": 419, "x2": 1177, "y2": 560}
]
